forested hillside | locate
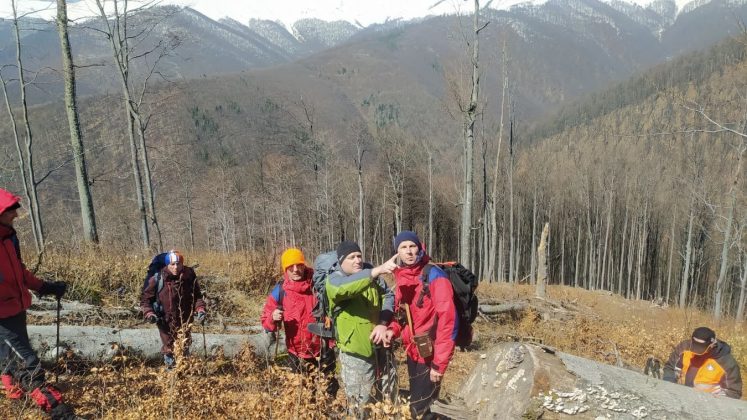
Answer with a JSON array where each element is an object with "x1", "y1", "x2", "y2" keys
[{"x1": 1, "y1": 2, "x2": 746, "y2": 318}]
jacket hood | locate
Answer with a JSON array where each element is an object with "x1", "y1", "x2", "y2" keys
[
  {"x1": 393, "y1": 254, "x2": 431, "y2": 285},
  {"x1": 710, "y1": 340, "x2": 732, "y2": 358},
  {"x1": 282, "y1": 268, "x2": 312, "y2": 294},
  {"x1": 0, "y1": 189, "x2": 20, "y2": 216}
]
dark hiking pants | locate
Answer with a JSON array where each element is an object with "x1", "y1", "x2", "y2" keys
[
  {"x1": 0, "y1": 311, "x2": 45, "y2": 390},
  {"x1": 407, "y1": 357, "x2": 441, "y2": 419},
  {"x1": 157, "y1": 321, "x2": 192, "y2": 356}
]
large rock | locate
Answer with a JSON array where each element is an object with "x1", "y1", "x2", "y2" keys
[{"x1": 434, "y1": 342, "x2": 747, "y2": 419}]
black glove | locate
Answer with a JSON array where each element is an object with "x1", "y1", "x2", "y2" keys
[
  {"x1": 145, "y1": 313, "x2": 160, "y2": 324},
  {"x1": 195, "y1": 311, "x2": 206, "y2": 324},
  {"x1": 39, "y1": 281, "x2": 67, "y2": 299}
]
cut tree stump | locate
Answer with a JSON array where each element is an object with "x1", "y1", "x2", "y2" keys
[{"x1": 432, "y1": 342, "x2": 747, "y2": 419}]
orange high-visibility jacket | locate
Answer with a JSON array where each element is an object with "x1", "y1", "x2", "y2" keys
[{"x1": 663, "y1": 339, "x2": 743, "y2": 399}]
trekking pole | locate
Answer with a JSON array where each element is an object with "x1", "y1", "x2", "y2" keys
[
  {"x1": 55, "y1": 296, "x2": 61, "y2": 383},
  {"x1": 201, "y1": 322, "x2": 208, "y2": 359},
  {"x1": 274, "y1": 304, "x2": 283, "y2": 359}
]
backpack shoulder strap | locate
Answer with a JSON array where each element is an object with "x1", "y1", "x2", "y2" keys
[
  {"x1": 416, "y1": 263, "x2": 434, "y2": 308},
  {"x1": 270, "y1": 281, "x2": 285, "y2": 308},
  {"x1": 10, "y1": 233, "x2": 21, "y2": 261},
  {"x1": 156, "y1": 272, "x2": 164, "y2": 295}
]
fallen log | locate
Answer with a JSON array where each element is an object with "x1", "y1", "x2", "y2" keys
[
  {"x1": 478, "y1": 302, "x2": 528, "y2": 314},
  {"x1": 433, "y1": 342, "x2": 747, "y2": 419},
  {"x1": 27, "y1": 325, "x2": 285, "y2": 362}
]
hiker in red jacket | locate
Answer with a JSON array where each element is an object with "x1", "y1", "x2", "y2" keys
[
  {"x1": 0, "y1": 188, "x2": 76, "y2": 419},
  {"x1": 140, "y1": 250, "x2": 206, "y2": 368},
  {"x1": 261, "y1": 248, "x2": 338, "y2": 396},
  {"x1": 386, "y1": 231, "x2": 457, "y2": 419}
]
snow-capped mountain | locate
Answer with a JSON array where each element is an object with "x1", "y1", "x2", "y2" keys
[
  {"x1": 0, "y1": 0, "x2": 738, "y2": 31},
  {"x1": 1, "y1": 0, "x2": 746, "y2": 107}
]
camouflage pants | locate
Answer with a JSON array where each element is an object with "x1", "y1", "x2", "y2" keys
[{"x1": 339, "y1": 348, "x2": 397, "y2": 415}]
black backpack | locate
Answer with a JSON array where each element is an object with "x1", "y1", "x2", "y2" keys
[{"x1": 418, "y1": 262, "x2": 479, "y2": 348}]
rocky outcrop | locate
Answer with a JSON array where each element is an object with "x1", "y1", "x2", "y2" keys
[{"x1": 433, "y1": 342, "x2": 747, "y2": 419}]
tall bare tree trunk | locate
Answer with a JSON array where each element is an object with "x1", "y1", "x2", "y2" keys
[
  {"x1": 428, "y1": 151, "x2": 434, "y2": 252},
  {"x1": 561, "y1": 218, "x2": 566, "y2": 285},
  {"x1": 459, "y1": 0, "x2": 485, "y2": 267},
  {"x1": 56, "y1": 0, "x2": 98, "y2": 244},
  {"x1": 487, "y1": 59, "x2": 507, "y2": 282},
  {"x1": 355, "y1": 141, "x2": 365, "y2": 252},
  {"x1": 600, "y1": 187, "x2": 613, "y2": 290},
  {"x1": 618, "y1": 204, "x2": 629, "y2": 295},
  {"x1": 574, "y1": 222, "x2": 581, "y2": 288},
  {"x1": 536, "y1": 223, "x2": 549, "y2": 298},
  {"x1": 713, "y1": 145, "x2": 744, "y2": 319},
  {"x1": 530, "y1": 188, "x2": 537, "y2": 285},
  {"x1": 680, "y1": 197, "x2": 696, "y2": 308},
  {"x1": 636, "y1": 202, "x2": 648, "y2": 300},
  {"x1": 10, "y1": 0, "x2": 44, "y2": 252},
  {"x1": 508, "y1": 120, "x2": 515, "y2": 283},
  {"x1": 736, "y1": 252, "x2": 747, "y2": 321},
  {"x1": 666, "y1": 208, "x2": 676, "y2": 303}
]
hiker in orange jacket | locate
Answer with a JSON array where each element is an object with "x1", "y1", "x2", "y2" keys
[
  {"x1": 663, "y1": 327, "x2": 742, "y2": 398},
  {"x1": 0, "y1": 188, "x2": 76, "y2": 419}
]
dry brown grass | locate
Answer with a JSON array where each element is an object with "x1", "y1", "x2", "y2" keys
[{"x1": 8, "y1": 250, "x2": 747, "y2": 417}]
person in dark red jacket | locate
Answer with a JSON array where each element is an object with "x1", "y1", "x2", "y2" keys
[
  {"x1": 261, "y1": 248, "x2": 338, "y2": 396},
  {"x1": 386, "y1": 231, "x2": 457, "y2": 418},
  {"x1": 0, "y1": 188, "x2": 76, "y2": 419},
  {"x1": 140, "y1": 250, "x2": 206, "y2": 368}
]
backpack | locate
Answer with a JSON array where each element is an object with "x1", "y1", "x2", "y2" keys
[
  {"x1": 418, "y1": 262, "x2": 479, "y2": 349},
  {"x1": 143, "y1": 253, "x2": 168, "y2": 315}
]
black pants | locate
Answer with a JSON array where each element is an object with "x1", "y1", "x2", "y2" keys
[
  {"x1": 407, "y1": 357, "x2": 441, "y2": 419},
  {"x1": 287, "y1": 348, "x2": 339, "y2": 397},
  {"x1": 0, "y1": 311, "x2": 45, "y2": 390}
]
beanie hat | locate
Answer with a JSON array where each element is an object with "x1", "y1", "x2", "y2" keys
[
  {"x1": 0, "y1": 188, "x2": 21, "y2": 215},
  {"x1": 691, "y1": 327, "x2": 716, "y2": 354},
  {"x1": 165, "y1": 250, "x2": 184, "y2": 265},
  {"x1": 281, "y1": 248, "x2": 306, "y2": 272},
  {"x1": 393, "y1": 231, "x2": 422, "y2": 252},
  {"x1": 336, "y1": 240, "x2": 362, "y2": 263}
]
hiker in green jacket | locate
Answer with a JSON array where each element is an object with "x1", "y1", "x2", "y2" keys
[{"x1": 326, "y1": 240, "x2": 397, "y2": 415}]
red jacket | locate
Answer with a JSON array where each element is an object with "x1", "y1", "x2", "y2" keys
[
  {"x1": 0, "y1": 192, "x2": 43, "y2": 319},
  {"x1": 391, "y1": 256, "x2": 457, "y2": 374},
  {"x1": 261, "y1": 269, "x2": 322, "y2": 359}
]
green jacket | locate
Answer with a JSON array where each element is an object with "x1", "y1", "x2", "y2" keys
[{"x1": 326, "y1": 265, "x2": 394, "y2": 358}]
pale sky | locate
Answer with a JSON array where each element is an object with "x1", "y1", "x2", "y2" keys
[{"x1": 0, "y1": 0, "x2": 695, "y2": 28}]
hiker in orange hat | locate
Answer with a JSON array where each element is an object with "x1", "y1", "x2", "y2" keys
[{"x1": 261, "y1": 248, "x2": 338, "y2": 396}]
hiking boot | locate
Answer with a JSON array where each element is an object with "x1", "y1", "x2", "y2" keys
[
  {"x1": 1, "y1": 374, "x2": 24, "y2": 399},
  {"x1": 163, "y1": 354, "x2": 175, "y2": 369},
  {"x1": 50, "y1": 403, "x2": 78, "y2": 420}
]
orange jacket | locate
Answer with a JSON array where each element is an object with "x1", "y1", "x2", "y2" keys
[{"x1": 663, "y1": 339, "x2": 743, "y2": 399}]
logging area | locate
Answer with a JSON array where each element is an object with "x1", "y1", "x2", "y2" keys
[{"x1": 3, "y1": 249, "x2": 745, "y2": 419}]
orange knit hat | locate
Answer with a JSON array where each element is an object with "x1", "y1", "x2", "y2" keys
[{"x1": 281, "y1": 248, "x2": 306, "y2": 272}]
